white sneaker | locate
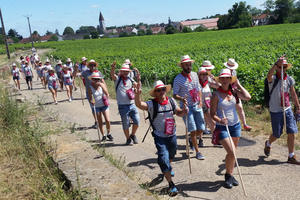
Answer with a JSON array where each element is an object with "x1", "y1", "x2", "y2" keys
[
  {"x1": 55, "y1": 101, "x2": 58, "y2": 105},
  {"x1": 69, "y1": 98, "x2": 72, "y2": 102}
]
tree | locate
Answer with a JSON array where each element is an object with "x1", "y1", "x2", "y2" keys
[
  {"x1": 48, "y1": 35, "x2": 58, "y2": 41},
  {"x1": 83, "y1": 35, "x2": 90, "y2": 39},
  {"x1": 274, "y1": 0, "x2": 295, "y2": 23},
  {"x1": 137, "y1": 29, "x2": 145, "y2": 36},
  {"x1": 119, "y1": 32, "x2": 129, "y2": 37},
  {"x1": 194, "y1": 26, "x2": 207, "y2": 32},
  {"x1": 55, "y1": 29, "x2": 59, "y2": 35},
  {"x1": 32, "y1": 30, "x2": 39, "y2": 36},
  {"x1": 8, "y1": 29, "x2": 17, "y2": 38},
  {"x1": 263, "y1": 0, "x2": 275, "y2": 13},
  {"x1": 63, "y1": 26, "x2": 75, "y2": 35},
  {"x1": 182, "y1": 26, "x2": 192, "y2": 33},
  {"x1": 90, "y1": 31, "x2": 99, "y2": 39},
  {"x1": 165, "y1": 25, "x2": 177, "y2": 34},
  {"x1": 250, "y1": 7, "x2": 263, "y2": 16},
  {"x1": 146, "y1": 29, "x2": 153, "y2": 35},
  {"x1": 45, "y1": 30, "x2": 53, "y2": 35},
  {"x1": 76, "y1": 26, "x2": 97, "y2": 34}
]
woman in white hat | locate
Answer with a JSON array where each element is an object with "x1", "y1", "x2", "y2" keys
[
  {"x1": 135, "y1": 72, "x2": 187, "y2": 197},
  {"x1": 224, "y1": 58, "x2": 252, "y2": 131},
  {"x1": 42, "y1": 59, "x2": 52, "y2": 89},
  {"x1": 23, "y1": 61, "x2": 34, "y2": 90},
  {"x1": 210, "y1": 68, "x2": 251, "y2": 189},
  {"x1": 62, "y1": 64, "x2": 73, "y2": 102},
  {"x1": 87, "y1": 72, "x2": 113, "y2": 141},
  {"x1": 201, "y1": 60, "x2": 220, "y2": 89},
  {"x1": 46, "y1": 67, "x2": 59, "y2": 104},
  {"x1": 198, "y1": 67, "x2": 215, "y2": 135},
  {"x1": 79, "y1": 57, "x2": 88, "y2": 72},
  {"x1": 55, "y1": 60, "x2": 64, "y2": 91},
  {"x1": 66, "y1": 58, "x2": 77, "y2": 91},
  {"x1": 11, "y1": 63, "x2": 20, "y2": 90}
]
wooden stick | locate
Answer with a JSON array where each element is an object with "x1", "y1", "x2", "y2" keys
[
  {"x1": 78, "y1": 75, "x2": 84, "y2": 106},
  {"x1": 222, "y1": 110, "x2": 247, "y2": 197},
  {"x1": 184, "y1": 109, "x2": 192, "y2": 174},
  {"x1": 93, "y1": 103, "x2": 102, "y2": 144},
  {"x1": 281, "y1": 63, "x2": 287, "y2": 133}
]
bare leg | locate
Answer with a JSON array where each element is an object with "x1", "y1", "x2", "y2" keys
[
  {"x1": 124, "y1": 129, "x2": 130, "y2": 139},
  {"x1": 287, "y1": 134, "x2": 295, "y2": 154},
  {"x1": 69, "y1": 85, "x2": 73, "y2": 98},
  {"x1": 191, "y1": 131, "x2": 199, "y2": 153},
  {"x1": 131, "y1": 124, "x2": 139, "y2": 135},
  {"x1": 102, "y1": 110, "x2": 111, "y2": 134},
  {"x1": 204, "y1": 110, "x2": 215, "y2": 132},
  {"x1": 220, "y1": 137, "x2": 240, "y2": 175},
  {"x1": 97, "y1": 112, "x2": 104, "y2": 136},
  {"x1": 236, "y1": 102, "x2": 247, "y2": 127}
]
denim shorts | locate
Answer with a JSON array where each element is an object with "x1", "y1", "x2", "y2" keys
[
  {"x1": 154, "y1": 134, "x2": 177, "y2": 173},
  {"x1": 183, "y1": 105, "x2": 205, "y2": 132},
  {"x1": 215, "y1": 122, "x2": 241, "y2": 141},
  {"x1": 270, "y1": 108, "x2": 298, "y2": 138},
  {"x1": 118, "y1": 104, "x2": 140, "y2": 130},
  {"x1": 13, "y1": 76, "x2": 19, "y2": 80},
  {"x1": 92, "y1": 105, "x2": 108, "y2": 114},
  {"x1": 64, "y1": 82, "x2": 73, "y2": 86},
  {"x1": 48, "y1": 85, "x2": 58, "y2": 90}
]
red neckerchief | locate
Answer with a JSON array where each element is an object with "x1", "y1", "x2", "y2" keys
[
  {"x1": 276, "y1": 71, "x2": 287, "y2": 80},
  {"x1": 181, "y1": 72, "x2": 192, "y2": 82},
  {"x1": 217, "y1": 87, "x2": 232, "y2": 96},
  {"x1": 63, "y1": 70, "x2": 68, "y2": 74},
  {"x1": 121, "y1": 75, "x2": 128, "y2": 86},
  {"x1": 154, "y1": 96, "x2": 169, "y2": 105},
  {"x1": 200, "y1": 80, "x2": 208, "y2": 88},
  {"x1": 50, "y1": 73, "x2": 55, "y2": 77}
]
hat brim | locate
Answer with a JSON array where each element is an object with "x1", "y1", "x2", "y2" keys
[
  {"x1": 284, "y1": 63, "x2": 292, "y2": 70},
  {"x1": 88, "y1": 76, "x2": 104, "y2": 80},
  {"x1": 202, "y1": 65, "x2": 215, "y2": 70},
  {"x1": 177, "y1": 60, "x2": 195, "y2": 67},
  {"x1": 149, "y1": 85, "x2": 171, "y2": 97},
  {"x1": 215, "y1": 76, "x2": 237, "y2": 84},
  {"x1": 224, "y1": 62, "x2": 238, "y2": 70},
  {"x1": 88, "y1": 62, "x2": 98, "y2": 67}
]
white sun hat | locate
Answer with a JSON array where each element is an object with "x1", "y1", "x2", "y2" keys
[
  {"x1": 178, "y1": 55, "x2": 195, "y2": 66},
  {"x1": 198, "y1": 67, "x2": 207, "y2": 74},
  {"x1": 88, "y1": 71, "x2": 104, "y2": 80},
  {"x1": 57, "y1": 60, "x2": 62, "y2": 65},
  {"x1": 120, "y1": 63, "x2": 131, "y2": 71},
  {"x1": 149, "y1": 80, "x2": 171, "y2": 97},
  {"x1": 202, "y1": 60, "x2": 215, "y2": 69},
  {"x1": 45, "y1": 58, "x2": 50, "y2": 63},
  {"x1": 215, "y1": 68, "x2": 237, "y2": 84},
  {"x1": 124, "y1": 59, "x2": 131, "y2": 65},
  {"x1": 224, "y1": 58, "x2": 238, "y2": 70},
  {"x1": 12, "y1": 63, "x2": 16, "y2": 67},
  {"x1": 81, "y1": 57, "x2": 87, "y2": 62},
  {"x1": 66, "y1": 58, "x2": 71, "y2": 62}
]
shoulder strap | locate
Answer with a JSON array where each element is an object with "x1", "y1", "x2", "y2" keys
[
  {"x1": 147, "y1": 99, "x2": 158, "y2": 131},
  {"x1": 168, "y1": 97, "x2": 176, "y2": 114},
  {"x1": 115, "y1": 77, "x2": 122, "y2": 92},
  {"x1": 270, "y1": 76, "x2": 279, "y2": 97}
]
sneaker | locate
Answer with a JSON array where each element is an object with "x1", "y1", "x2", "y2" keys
[
  {"x1": 107, "y1": 134, "x2": 114, "y2": 141},
  {"x1": 101, "y1": 136, "x2": 106, "y2": 142},
  {"x1": 198, "y1": 138, "x2": 204, "y2": 147},
  {"x1": 130, "y1": 134, "x2": 138, "y2": 144},
  {"x1": 125, "y1": 138, "x2": 132, "y2": 145},
  {"x1": 244, "y1": 124, "x2": 252, "y2": 131},
  {"x1": 203, "y1": 130, "x2": 211, "y2": 135},
  {"x1": 168, "y1": 182, "x2": 178, "y2": 197},
  {"x1": 196, "y1": 152, "x2": 205, "y2": 160},
  {"x1": 231, "y1": 176, "x2": 239, "y2": 186},
  {"x1": 170, "y1": 171, "x2": 175, "y2": 177},
  {"x1": 287, "y1": 155, "x2": 300, "y2": 165},
  {"x1": 224, "y1": 174, "x2": 233, "y2": 189},
  {"x1": 28, "y1": 86, "x2": 30, "y2": 90},
  {"x1": 30, "y1": 87, "x2": 33, "y2": 90},
  {"x1": 264, "y1": 140, "x2": 271, "y2": 157},
  {"x1": 189, "y1": 137, "x2": 195, "y2": 151},
  {"x1": 55, "y1": 101, "x2": 58, "y2": 105},
  {"x1": 68, "y1": 98, "x2": 72, "y2": 102},
  {"x1": 91, "y1": 122, "x2": 97, "y2": 129}
]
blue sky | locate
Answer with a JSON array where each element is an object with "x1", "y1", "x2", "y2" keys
[{"x1": 1, "y1": 0, "x2": 265, "y2": 37}]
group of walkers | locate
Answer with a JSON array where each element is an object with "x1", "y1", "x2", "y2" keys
[{"x1": 10, "y1": 53, "x2": 300, "y2": 197}]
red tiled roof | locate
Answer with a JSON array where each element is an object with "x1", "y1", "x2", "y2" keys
[
  {"x1": 253, "y1": 14, "x2": 269, "y2": 20},
  {"x1": 151, "y1": 27, "x2": 162, "y2": 33},
  {"x1": 180, "y1": 18, "x2": 219, "y2": 26}
]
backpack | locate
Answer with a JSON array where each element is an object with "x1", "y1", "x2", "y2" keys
[
  {"x1": 115, "y1": 76, "x2": 134, "y2": 92},
  {"x1": 147, "y1": 97, "x2": 176, "y2": 132},
  {"x1": 264, "y1": 76, "x2": 279, "y2": 108}
]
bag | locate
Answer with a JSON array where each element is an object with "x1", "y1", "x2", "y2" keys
[
  {"x1": 212, "y1": 128, "x2": 221, "y2": 145},
  {"x1": 189, "y1": 88, "x2": 200, "y2": 103},
  {"x1": 52, "y1": 80, "x2": 57, "y2": 88},
  {"x1": 126, "y1": 88, "x2": 135, "y2": 100},
  {"x1": 164, "y1": 118, "x2": 175, "y2": 135},
  {"x1": 115, "y1": 76, "x2": 134, "y2": 91},
  {"x1": 264, "y1": 77, "x2": 279, "y2": 108},
  {"x1": 281, "y1": 92, "x2": 290, "y2": 107},
  {"x1": 204, "y1": 97, "x2": 211, "y2": 108},
  {"x1": 102, "y1": 94, "x2": 109, "y2": 106}
]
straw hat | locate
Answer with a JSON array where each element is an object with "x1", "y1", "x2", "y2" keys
[
  {"x1": 12, "y1": 63, "x2": 16, "y2": 67},
  {"x1": 149, "y1": 80, "x2": 171, "y2": 97},
  {"x1": 215, "y1": 68, "x2": 237, "y2": 84},
  {"x1": 202, "y1": 60, "x2": 215, "y2": 69},
  {"x1": 277, "y1": 58, "x2": 292, "y2": 70},
  {"x1": 178, "y1": 55, "x2": 195, "y2": 66},
  {"x1": 66, "y1": 58, "x2": 72, "y2": 62},
  {"x1": 87, "y1": 59, "x2": 98, "y2": 67},
  {"x1": 57, "y1": 60, "x2": 62, "y2": 65},
  {"x1": 88, "y1": 71, "x2": 104, "y2": 80},
  {"x1": 120, "y1": 63, "x2": 131, "y2": 71},
  {"x1": 224, "y1": 58, "x2": 238, "y2": 70},
  {"x1": 39, "y1": 61, "x2": 42, "y2": 64},
  {"x1": 45, "y1": 58, "x2": 50, "y2": 63},
  {"x1": 124, "y1": 59, "x2": 131, "y2": 65},
  {"x1": 81, "y1": 57, "x2": 87, "y2": 62},
  {"x1": 198, "y1": 67, "x2": 207, "y2": 74}
]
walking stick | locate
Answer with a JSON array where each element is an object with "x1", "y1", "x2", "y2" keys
[
  {"x1": 184, "y1": 104, "x2": 192, "y2": 174},
  {"x1": 142, "y1": 125, "x2": 151, "y2": 143},
  {"x1": 92, "y1": 99, "x2": 102, "y2": 144},
  {"x1": 281, "y1": 61, "x2": 287, "y2": 133},
  {"x1": 78, "y1": 74, "x2": 84, "y2": 106},
  {"x1": 222, "y1": 110, "x2": 247, "y2": 197}
]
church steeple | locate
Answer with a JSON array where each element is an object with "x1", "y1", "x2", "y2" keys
[
  {"x1": 99, "y1": 11, "x2": 106, "y2": 34},
  {"x1": 99, "y1": 12, "x2": 104, "y2": 21}
]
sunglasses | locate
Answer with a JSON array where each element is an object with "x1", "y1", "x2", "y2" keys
[
  {"x1": 155, "y1": 87, "x2": 166, "y2": 93},
  {"x1": 199, "y1": 74, "x2": 208, "y2": 76},
  {"x1": 92, "y1": 78, "x2": 101, "y2": 81},
  {"x1": 90, "y1": 64, "x2": 96, "y2": 67}
]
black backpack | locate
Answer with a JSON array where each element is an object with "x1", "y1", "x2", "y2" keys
[
  {"x1": 115, "y1": 76, "x2": 134, "y2": 92},
  {"x1": 264, "y1": 77, "x2": 279, "y2": 108}
]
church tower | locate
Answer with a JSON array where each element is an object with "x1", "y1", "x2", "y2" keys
[{"x1": 99, "y1": 12, "x2": 106, "y2": 34}]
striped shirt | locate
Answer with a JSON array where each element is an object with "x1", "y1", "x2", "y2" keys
[{"x1": 173, "y1": 71, "x2": 201, "y2": 107}]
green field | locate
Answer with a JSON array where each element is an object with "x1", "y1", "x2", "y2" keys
[{"x1": 2, "y1": 23, "x2": 300, "y2": 103}]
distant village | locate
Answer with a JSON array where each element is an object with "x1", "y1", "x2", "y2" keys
[{"x1": 15, "y1": 11, "x2": 271, "y2": 44}]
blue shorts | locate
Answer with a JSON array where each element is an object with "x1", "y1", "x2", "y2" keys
[
  {"x1": 215, "y1": 122, "x2": 241, "y2": 141},
  {"x1": 183, "y1": 105, "x2": 205, "y2": 132},
  {"x1": 64, "y1": 82, "x2": 73, "y2": 86},
  {"x1": 13, "y1": 76, "x2": 19, "y2": 80},
  {"x1": 154, "y1": 135, "x2": 177, "y2": 173},
  {"x1": 48, "y1": 86, "x2": 58, "y2": 90},
  {"x1": 118, "y1": 104, "x2": 140, "y2": 130},
  {"x1": 92, "y1": 106, "x2": 109, "y2": 113},
  {"x1": 270, "y1": 108, "x2": 298, "y2": 138}
]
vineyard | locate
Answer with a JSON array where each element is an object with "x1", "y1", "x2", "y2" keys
[{"x1": 2, "y1": 23, "x2": 300, "y2": 103}]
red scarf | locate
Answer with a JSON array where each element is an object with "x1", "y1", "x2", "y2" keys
[
  {"x1": 276, "y1": 71, "x2": 287, "y2": 80},
  {"x1": 181, "y1": 72, "x2": 192, "y2": 82},
  {"x1": 217, "y1": 87, "x2": 232, "y2": 96},
  {"x1": 121, "y1": 76, "x2": 128, "y2": 86},
  {"x1": 200, "y1": 80, "x2": 208, "y2": 88},
  {"x1": 154, "y1": 96, "x2": 169, "y2": 105},
  {"x1": 63, "y1": 70, "x2": 68, "y2": 74}
]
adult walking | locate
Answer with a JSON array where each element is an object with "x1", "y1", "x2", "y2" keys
[
  {"x1": 43, "y1": 59, "x2": 52, "y2": 89},
  {"x1": 46, "y1": 67, "x2": 59, "y2": 104},
  {"x1": 11, "y1": 63, "x2": 20, "y2": 90},
  {"x1": 79, "y1": 57, "x2": 88, "y2": 72},
  {"x1": 135, "y1": 77, "x2": 187, "y2": 197},
  {"x1": 224, "y1": 58, "x2": 252, "y2": 131},
  {"x1": 110, "y1": 62, "x2": 140, "y2": 145},
  {"x1": 264, "y1": 57, "x2": 300, "y2": 164},
  {"x1": 87, "y1": 72, "x2": 113, "y2": 141},
  {"x1": 23, "y1": 61, "x2": 34, "y2": 90},
  {"x1": 62, "y1": 65, "x2": 73, "y2": 102},
  {"x1": 173, "y1": 55, "x2": 205, "y2": 160},
  {"x1": 55, "y1": 60, "x2": 64, "y2": 91},
  {"x1": 210, "y1": 68, "x2": 251, "y2": 188}
]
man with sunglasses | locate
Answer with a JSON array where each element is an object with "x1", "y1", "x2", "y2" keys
[
  {"x1": 111, "y1": 62, "x2": 140, "y2": 145},
  {"x1": 173, "y1": 55, "x2": 206, "y2": 160},
  {"x1": 264, "y1": 57, "x2": 300, "y2": 165}
]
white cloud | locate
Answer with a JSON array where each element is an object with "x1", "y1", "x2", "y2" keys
[{"x1": 91, "y1": 4, "x2": 100, "y2": 8}]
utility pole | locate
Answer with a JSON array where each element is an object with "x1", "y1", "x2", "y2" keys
[
  {"x1": 25, "y1": 15, "x2": 34, "y2": 49},
  {"x1": 0, "y1": 8, "x2": 10, "y2": 59}
]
